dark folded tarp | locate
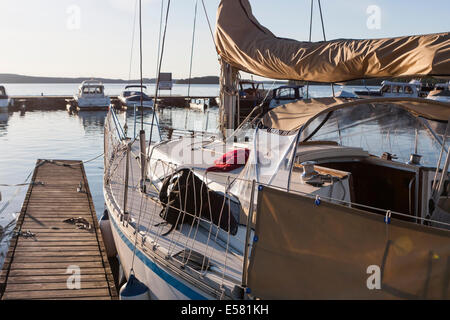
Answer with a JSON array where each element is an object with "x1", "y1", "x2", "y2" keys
[{"x1": 159, "y1": 168, "x2": 239, "y2": 235}]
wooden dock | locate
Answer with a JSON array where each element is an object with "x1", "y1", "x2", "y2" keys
[
  {"x1": 0, "y1": 160, "x2": 118, "y2": 300},
  {"x1": 10, "y1": 95, "x2": 219, "y2": 110}
]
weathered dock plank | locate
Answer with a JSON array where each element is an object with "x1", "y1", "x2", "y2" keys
[{"x1": 0, "y1": 159, "x2": 118, "y2": 300}]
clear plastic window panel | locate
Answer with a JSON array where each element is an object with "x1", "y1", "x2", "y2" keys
[{"x1": 300, "y1": 104, "x2": 449, "y2": 169}]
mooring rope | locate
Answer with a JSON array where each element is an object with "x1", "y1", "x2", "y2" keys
[{"x1": 0, "y1": 153, "x2": 104, "y2": 217}]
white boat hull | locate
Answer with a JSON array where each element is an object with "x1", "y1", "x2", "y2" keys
[
  {"x1": 189, "y1": 102, "x2": 206, "y2": 111},
  {"x1": 427, "y1": 95, "x2": 450, "y2": 103},
  {"x1": 0, "y1": 99, "x2": 9, "y2": 108},
  {"x1": 74, "y1": 96, "x2": 111, "y2": 108},
  {"x1": 104, "y1": 189, "x2": 213, "y2": 300},
  {"x1": 119, "y1": 98, "x2": 154, "y2": 108}
]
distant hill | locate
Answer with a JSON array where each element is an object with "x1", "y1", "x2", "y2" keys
[
  {"x1": 176, "y1": 76, "x2": 219, "y2": 84},
  {"x1": 0, "y1": 74, "x2": 221, "y2": 84}
]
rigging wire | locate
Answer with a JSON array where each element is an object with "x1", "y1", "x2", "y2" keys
[
  {"x1": 155, "y1": 0, "x2": 165, "y2": 80},
  {"x1": 0, "y1": 152, "x2": 103, "y2": 218},
  {"x1": 187, "y1": 0, "x2": 199, "y2": 99},
  {"x1": 139, "y1": 0, "x2": 144, "y2": 130},
  {"x1": 128, "y1": 0, "x2": 172, "y2": 273},
  {"x1": 305, "y1": 0, "x2": 314, "y2": 99},
  {"x1": 200, "y1": 0, "x2": 216, "y2": 52},
  {"x1": 128, "y1": 0, "x2": 139, "y2": 82},
  {"x1": 147, "y1": 0, "x2": 171, "y2": 154}
]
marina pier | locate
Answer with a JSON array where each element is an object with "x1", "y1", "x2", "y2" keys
[
  {"x1": 9, "y1": 95, "x2": 219, "y2": 110},
  {"x1": 0, "y1": 160, "x2": 118, "y2": 300}
]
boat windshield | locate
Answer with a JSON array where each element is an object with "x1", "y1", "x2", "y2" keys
[
  {"x1": 300, "y1": 103, "x2": 449, "y2": 168},
  {"x1": 124, "y1": 90, "x2": 146, "y2": 97},
  {"x1": 0, "y1": 87, "x2": 6, "y2": 96},
  {"x1": 275, "y1": 87, "x2": 298, "y2": 99},
  {"x1": 82, "y1": 86, "x2": 103, "y2": 94}
]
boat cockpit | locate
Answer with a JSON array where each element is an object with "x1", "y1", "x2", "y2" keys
[
  {"x1": 239, "y1": 81, "x2": 264, "y2": 99},
  {"x1": 78, "y1": 81, "x2": 106, "y2": 97},
  {"x1": 269, "y1": 85, "x2": 304, "y2": 110},
  {"x1": 233, "y1": 97, "x2": 450, "y2": 229}
]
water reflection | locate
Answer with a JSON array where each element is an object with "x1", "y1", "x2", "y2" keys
[
  {"x1": 0, "y1": 110, "x2": 10, "y2": 137},
  {"x1": 75, "y1": 110, "x2": 107, "y2": 133}
]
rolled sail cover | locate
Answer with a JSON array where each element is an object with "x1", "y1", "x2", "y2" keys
[{"x1": 215, "y1": 0, "x2": 450, "y2": 82}]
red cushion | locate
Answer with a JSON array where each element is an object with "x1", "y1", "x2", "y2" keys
[{"x1": 206, "y1": 148, "x2": 250, "y2": 172}]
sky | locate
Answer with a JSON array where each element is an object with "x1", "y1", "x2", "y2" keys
[{"x1": 0, "y1": 0, "x2": 449, "y2": 80}]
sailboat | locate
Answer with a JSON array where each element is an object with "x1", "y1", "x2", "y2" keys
[{"x1": 103, "y1": 0, "x2": 450, "y2": 300}]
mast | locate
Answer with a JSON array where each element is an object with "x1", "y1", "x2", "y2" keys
[
  {"x1": 138, "y1": 0, "x2": 146, "y2": 192},
  {"x1": 219, "y1": 61, "x2": 238, "y2": 138},
  {"x1": 187, "y1": 0, "x2": 198, "y2": 99}
]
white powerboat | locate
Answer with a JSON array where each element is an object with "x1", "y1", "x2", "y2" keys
[
  {"x1": 0, "y1": 86, "x2": 11, "y2": 109},
  {"x1": 189, "y1": 98, "x2": 208, "y2": 111},
  {"x1": 118, "y1": 85, "x2": 154, "y2": 109},
  {"x1": 427, "y1": 82, "x2": 450, "y2": 103},
  {"x1": 69, "y1": 80, "x2": 111, "y2": 111},
  {"x1": 354, "y1": 80, "x2": 422, "y2": 99},
  {"x1": 268, "y1": 85, "x2": 303, "y2": 110}
]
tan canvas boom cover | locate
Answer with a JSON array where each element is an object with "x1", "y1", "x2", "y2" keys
[
  {"x1": 215, "y1": 0, "x2": 450, "y2": 82},
  {"x1": 247, "y1": 186, "x2": 450, "y2": 299}
]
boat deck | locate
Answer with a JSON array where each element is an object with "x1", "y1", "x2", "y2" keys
[
  {"x1": 0, "y1": 160, "x2": 118, "y2": 300},
  {"x1": 104, "y1": 139, "x2": 246, "y2": 298}
]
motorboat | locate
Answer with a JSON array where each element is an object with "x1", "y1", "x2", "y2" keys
[
  {"x1": 427, "y1": 82, "x2": 450, "y2": 103},
  {"x1": 118, "y1": 85, "x2": 154, "y2": 109},
  {"x1": 237, "y1": 80, "x2": 267, "y2": 123},
  {"x1": 189, "y1": 98, "x2": 208, "y2": 111},
  {"x1": 0, "y1": 86, "x2": 11, "y2": 109},
  {"x1": 103, "y1": 0, "x2": 449, "y2": 300},
  {"x1": 354, "y1": 80, "x2": 422, "y2": 99},
  {"x1": 268, "y1": 85, "x2": 303, "y2": 110},
  {"x1": 68, "y1": 80, "x2": 111, "y2": 111}
]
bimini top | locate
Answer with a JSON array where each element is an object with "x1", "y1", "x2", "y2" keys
[
  {"x1": 215, "y1": 0, "x2": 450, "y2": 82},
  {"x1": 80, "y1": 80, "x2": 104, "y2": 88},
  {"x1": 125, "y1": 85, "x2": 147, "y2": 90},
  {"x1": 261, "y1": 97, "x2": 450, "y2": 133}
]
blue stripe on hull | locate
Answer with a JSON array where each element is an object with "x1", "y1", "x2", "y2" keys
[{"x1": 110, "y1": 215, "x2": 209, "y2": 300}]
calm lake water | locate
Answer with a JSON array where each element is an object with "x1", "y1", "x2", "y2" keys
[
  {"x1": 4, "y1": 83, "x2": 376, "y2": 97},
  {"x1": 0, "y1": 83, "x2": 375, "y2": 265}
]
